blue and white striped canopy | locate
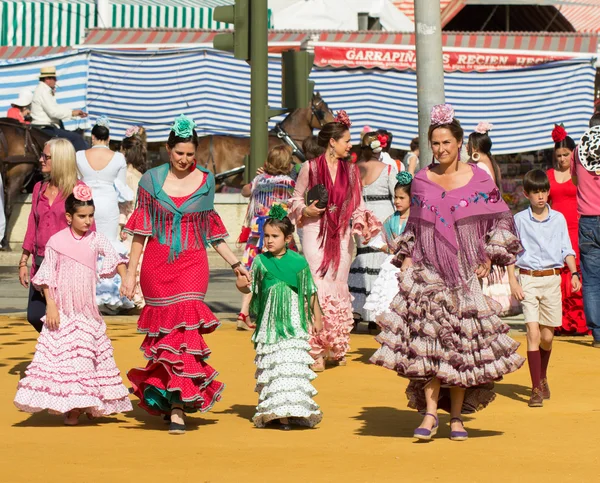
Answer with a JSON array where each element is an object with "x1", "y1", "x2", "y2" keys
[{"x1": 0, "y1": 48, "x2": 595, "y2": 154}]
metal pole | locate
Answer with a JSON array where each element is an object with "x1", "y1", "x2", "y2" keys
[
  {"x1": 414, "y1": 0, "x2": 445, "y2": 170},
  {"x1": 248, "y1": 0, "x2": 269, "y2": 183},
  {"x1": 96, "y1": 0, "x2": 111, "y2": 28}
]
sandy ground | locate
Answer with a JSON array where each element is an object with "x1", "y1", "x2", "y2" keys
[{"x1": 0, "y1": 315, "x2": 598, "y2": 483}]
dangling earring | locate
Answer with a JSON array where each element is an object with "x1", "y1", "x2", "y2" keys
[
  {"x1": 471, "y1": 151, "x2": 481, "y2": 162},
  {"x1": 189, "y1": 159, "x2": 198, "y2": 173},
  {"x1": 329, "y1": 147, "x2": 335, "y2": 158}
]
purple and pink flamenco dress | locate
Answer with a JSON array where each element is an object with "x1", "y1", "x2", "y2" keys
[
  {"x1": 14, "y1": 229, "x2": 132, "y2": 417},
  {"x1": 371, "y1": 165, "x2": 526, "y2": 413}
]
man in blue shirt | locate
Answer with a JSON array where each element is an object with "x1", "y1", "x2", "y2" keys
[{"x1": 508, "y1": 169, "x2": 581, "y2": 408}]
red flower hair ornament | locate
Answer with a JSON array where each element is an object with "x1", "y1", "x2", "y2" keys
[
  {"x1": 377, "y1": 134, "x2": 388, "y2": 149},
  {"x1": 552, "y1": 123, "x2": 568, "y2": 143},
  {"x1": 334, "y1": 110, "x2": 352, "y2": 128}
]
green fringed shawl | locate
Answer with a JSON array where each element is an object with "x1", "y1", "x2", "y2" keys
[
  {"x1": 250, "y1": 250, "x2": 318, "y2": 346},
  {"x1": 135, "y1": 163, "x2": 223, "y2": 262}
]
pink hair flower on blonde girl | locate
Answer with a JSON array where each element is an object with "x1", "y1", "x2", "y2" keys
[
  {"x1": 430, "y1": 103, "x2": 455, "y2": 126},
  {"x1": 125, "y1": 125, "x2": 141, "y2": 138},
  {"x1": 475, "y1": 121, "x2": 493, "y2": 134},
  {"x1": 334, "y1": 110, "x2": 352, "y2": 128},
  {"x1": 73, "y1": 185, "x2": 93, "y2": 201}
]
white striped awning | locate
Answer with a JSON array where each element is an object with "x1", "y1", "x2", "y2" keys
[
  {"x1": 0, "y1": 48, "x2": 594, "y2": 154},
  {"x1": 0, "y1": 0, "x2": 243, "y2": 47},
  {"x1": 84, "y1": 49, "x2": 594, "y2": 153}
]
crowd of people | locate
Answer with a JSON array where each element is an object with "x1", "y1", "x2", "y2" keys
[{"x1": 6, "y1": 68, "x2": 600, "y2": 440}]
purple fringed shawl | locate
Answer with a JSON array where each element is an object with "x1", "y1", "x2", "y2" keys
[{"x1": 407, "y1": 165, "x2": 512, "y2": 285}]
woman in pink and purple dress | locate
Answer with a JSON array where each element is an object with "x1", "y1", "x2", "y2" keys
[
  {"x1": 371, "y1": 105, "x2": 525, "y2": 441},
  {"x1": 289, "y1": 111, "x2": 381, "y2": 372}
]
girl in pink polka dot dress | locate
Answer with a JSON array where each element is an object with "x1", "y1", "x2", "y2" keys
[{"x1": 14, "y1": 186, "x2": 133, "y2": 425}]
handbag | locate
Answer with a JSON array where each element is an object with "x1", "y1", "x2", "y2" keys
[
  {"x1": 305, "y1": 184, "x2": 329, "y2": 209},
  {"x1": 237, "y1": 226, "x2": 251, "y2": 245}
]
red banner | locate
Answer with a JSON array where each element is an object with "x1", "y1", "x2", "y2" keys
[{"x1": 314, "y1": 45, "x2": 576, "y2": 72}]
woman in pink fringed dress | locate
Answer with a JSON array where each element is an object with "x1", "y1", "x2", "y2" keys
[
  {"x1": 14, "y1": 188, "x2": 132, "y2": 425},
  {"x1": 370, "y1": 105, "x2": 525, "y2": 441},
  {"x1": 289, "y1": 112, "x2": 381, "y2": 372}
]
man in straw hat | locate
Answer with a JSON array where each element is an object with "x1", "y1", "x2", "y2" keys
[
  {"x1": 6, "y1": 89, "x2": 33, "y2": 124},
  {"x1": 572, "y1": 121, "x2": 600, "y2": 348},
  {"x1": 31, "y1": 66, "x2": 88, "y2": 151}
]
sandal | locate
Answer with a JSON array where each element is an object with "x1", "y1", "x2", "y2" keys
[
  {"x1": 169, "y1": 408, "x2": 186, "y2": 435},
  {"x1": 413, "y1": 412, "x2": 438, "y2": 440},
  {"x1": 449, "y1": 417, "x2": 468, "y2": 441},
  {"x1": 64, "y1": 409, "x2": 82, "y2": 426},
  {"x1": 236, "y1": 313, "x2": 256, "y2": 331},
  {"x1": 311, "y1": 357, "x2": 325, "y2": 373}
]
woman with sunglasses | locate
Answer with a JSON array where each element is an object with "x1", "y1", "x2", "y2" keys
[{"x1": 19, "y1": 138, "x2": 92, "y2": 332}]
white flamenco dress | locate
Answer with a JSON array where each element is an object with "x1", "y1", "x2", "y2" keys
[
  {"x1": 76, "y1": 148, "x2": 134, "y2": 313},
  {"x1": 363, "y1": 213, "x2": 407, "y2": 324}
]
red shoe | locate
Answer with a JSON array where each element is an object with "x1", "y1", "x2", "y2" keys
[{"x1": 236, "y1": 313, "x2": 255, "y2": 331}]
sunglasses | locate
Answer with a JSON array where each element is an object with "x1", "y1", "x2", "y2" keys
[{"x1": 40, "y1": 153, "x2": 52, "y2": 162}]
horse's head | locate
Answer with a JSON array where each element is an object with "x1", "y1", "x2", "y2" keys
[{"x1": 310, "y1": 92, "x2": 335, "y2": 129}]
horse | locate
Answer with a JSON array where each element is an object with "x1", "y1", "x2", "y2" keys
[
  {"x1": 195, "y1": 92, "x2": 335, "y2": 189},
  {"x1": 0, "y1": 119, "x2": 50, "y2": 248}
]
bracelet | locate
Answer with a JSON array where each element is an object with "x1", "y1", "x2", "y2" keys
[
  {"x1": 19, "y1": 261, "x2": 27, "y2": 267},
  {"x1": 571, "y1": 272, "x2": 580, "y2": 278},
  {"x1": 231, "y1": 261, "x2": 242, "y2": 271}
]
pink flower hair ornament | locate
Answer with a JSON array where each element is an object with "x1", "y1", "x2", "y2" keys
[
  {"x1": 125, "y1": 125, "x2": 141, "y2": 138},
  {"x1": 73, "y1": 184, "x2": 93, "y2": 202},
  {"x1": 334, "y1": 110, "x2": 352, "y2": 128},
  {"x1": 475, "y1": 121, "x2": 493, "y2": 134},
  {"x1": 430, "y1": 103, "x2": 455, "y2": 126}
]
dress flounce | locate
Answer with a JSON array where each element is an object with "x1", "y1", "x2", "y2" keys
[
  {"x1": 14, "y1": 314, "x2": 132, "y2": 416},
  {"x1": 370, "y1": 264, "x2": 525, "y2": 414},
  {"x1": 309, "y1": 292, "x2": 354, "y2": 360}
]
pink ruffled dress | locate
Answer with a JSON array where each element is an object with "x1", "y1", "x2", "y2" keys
[
  {"x1": 289, "y1": 158, "x2": 381, "y2": 361},
  {"x1": 371, "y1": 165, "x2": 525, "y2": 413},
  {"x1": 14, "y1": 229, "x2": 132, "y2": 417}
]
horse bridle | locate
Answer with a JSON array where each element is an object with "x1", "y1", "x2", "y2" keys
[{"x1": 310, "y1": 98, "x2": 329, "y2": 128}]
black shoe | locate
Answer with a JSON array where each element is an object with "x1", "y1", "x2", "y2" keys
[{"x1": 169, "y1": 422, "x2": 186, "y2": 435}]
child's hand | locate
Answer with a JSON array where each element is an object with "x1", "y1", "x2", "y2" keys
[
  {"x1": 380, "y1": 245, "x2": 389, "y2": 254},
  {"x1": 235, "y1": 273, "x2": 251, "y2": 294},
  {"x1": 45, "y1": 301, "x2": 60, "y2": 330},
  {"x1": 571, "y1": 274, "x2": 582, "y2": 292},
  {"x1": 120, "y1": 272, "x2": 136, "y2": 299},
  {"x1": 509, "y1": 277, "x2": 524, "y2": 301}
]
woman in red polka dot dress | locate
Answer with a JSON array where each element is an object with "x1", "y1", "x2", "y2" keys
[{"x1": 121, "y1": 115, "x2": 250, "y2": 434}]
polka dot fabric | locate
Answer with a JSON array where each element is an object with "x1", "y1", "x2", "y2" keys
[
  {"x1": 14, "y1": 232, "x2": 132, "y2": 417},
  {"x1": 127, "y1": 193, "x2": 225, "y2": 415}
]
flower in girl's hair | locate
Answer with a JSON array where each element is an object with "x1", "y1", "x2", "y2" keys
[
  {"x1": 171, "y1": 114, "x2": 196, "y2": 138},
  {"x1": 396, "y1": 171, "x2": 413, "y2": 185},
  {"x1": 269, "y1": 204, "x2": 288, "y2": 221},
  {"x1": 475, "y1": 121, "x2": 493, "y2": 134},
  {"x1": 95, "y1": 115, "x2": 110, "y2": 128},
  {"x1": 73, "y1": 185, "x2": 93, "y2": 201},
  {"x1": 551, "y1": 123, "x2": 567, "y2": 143},
  {"x1": 350, "y1": 152, "x2": 358, "y2": 163},
  {"x1": 125, "y1": 125, "x2": 141, "y2": 138},
  {"x1": 377, "y1": 134, "x2": 388, "y2": 149}
]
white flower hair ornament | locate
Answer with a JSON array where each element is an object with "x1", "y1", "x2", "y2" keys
[
  {"x1": 475, "y1": 121, "x2": 493, "y2": 134},
  {"x1": 95, "y1": 115, "x2": 110, "y2": 128},
  {"x1": 370, "y1": 139, "x2": 383, "y2": 154}
]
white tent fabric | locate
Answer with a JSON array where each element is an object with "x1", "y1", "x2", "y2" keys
[
  {"x1": 270, "y1": 0, "x2": 414, "y2": 31},
  {"x1": 0, "y1": 49, "x2": 594, "y2": 154}
]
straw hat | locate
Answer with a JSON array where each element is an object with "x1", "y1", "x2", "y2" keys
[
  {"x1": 39, "y1": 66, "x2": 57, "y2": 78},
  {"x1": 12, "y1": 89, "x2": 33, "y2": 107}
]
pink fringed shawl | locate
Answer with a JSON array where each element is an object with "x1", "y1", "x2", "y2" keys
[
  {"x1": 308, "y1": 155, "x2": 363, "y2": 277},
  {"x1": 408, "y1": 165, "x2": 512, "y2": 285},
  {"x1": 45, "y1": 228, "x2": 96, "y2": 271}
]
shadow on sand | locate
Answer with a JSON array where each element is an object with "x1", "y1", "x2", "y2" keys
[{"x1": 354, "y1": 406, "x2": 503, "y2": 440}]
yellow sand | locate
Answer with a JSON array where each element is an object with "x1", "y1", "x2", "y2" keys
[{"x1": 0, "y1": 315, "x2": 598, "y2": 483}]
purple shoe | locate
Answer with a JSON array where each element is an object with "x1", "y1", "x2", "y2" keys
[
  {"x1": 450, "y1": 417, "x2": 468, "y2": 441},
  {"x1": 413, "y1": 412, "x2": 439, "y2": 440}
]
